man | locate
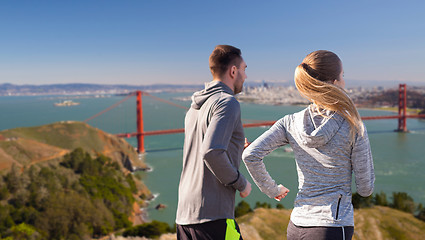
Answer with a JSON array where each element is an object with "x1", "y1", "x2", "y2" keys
[{"x1": 176, "y1": 45, "x2": 252, "y2": 240}]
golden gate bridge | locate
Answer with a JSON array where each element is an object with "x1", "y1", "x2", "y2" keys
[{"x1": 84, "y1": 84, "x2": 425, "y2": 153}]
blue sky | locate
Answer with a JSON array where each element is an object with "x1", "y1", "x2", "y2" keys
[{"x1": 1, "y1": 0, "x2": 425, "y2": 86}]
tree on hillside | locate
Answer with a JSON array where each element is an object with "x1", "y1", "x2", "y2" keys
[
  {"x1": 416, "y1": 204, "x2": 425, "y2": 222},
  {"x1": 352, "y1": 192, "x2": 374, "y2": 209},
  {"x1": 60, "y1": 147, "x2": 92, "y2": 173},
  {"x1": 374, "y1": 191, "x2": 388, "y2": 206},
  {"x1": 235, "y1": 200, "x2": 253, "y2": 217},
  {"x1": 2, "y1": 223, "x2": 42, "y2": 240},
  {"x1": 255, "y1": 202, "x2": 271, "y2": 209},
  {"x1": 123, "y1": 220, "x2": 172, "y2": 238},
  {"x1": 391, "y1": 192, "x2": 416, "y2": 214},
  {"x1": 35, "y1": 191, "x2": 114, "y2": 239},
  {"x1": 63, "y1": 149, "x2": 135, "y2": 230},
  {"x1": 0, "y1": 177, "x2": 9, "y2": 200},
  {"x1": 0, "y1": 205, "x2": 14, "y2": 234},
  {"x1": 276, "y1": 203, "x2": 285, "y2": 209},
  {"x1": 4, "y1": 164, "x2": 21, "y2": 194}
]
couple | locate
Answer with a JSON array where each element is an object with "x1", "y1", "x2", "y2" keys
[{"x1": 175, "y1": 45, "x2": 375, "y2": 240}]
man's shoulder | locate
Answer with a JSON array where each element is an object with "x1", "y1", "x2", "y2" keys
[{"x1": 213, "y1": 92, "x2": 239, "y2": 109}]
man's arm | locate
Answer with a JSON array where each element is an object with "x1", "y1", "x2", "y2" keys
[{"x1": 201, "y1": 97, "x2": 247, "y2": 192}]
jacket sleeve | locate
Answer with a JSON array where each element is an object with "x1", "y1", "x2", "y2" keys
[
  {"x1": 351, "y1": 126, "x2": 375, "y2": 197},
  {"x1": 242, "y1": 118, "x2": 289, "y2": 198},
  {"x1": 201, "y1": 98, "x2": 247, "y2": 192}
]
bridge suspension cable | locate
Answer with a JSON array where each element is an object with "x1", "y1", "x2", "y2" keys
[
  {"x1": 83, "y1": 92, "x2": 136, "y2": 123},
  {"x1": 143, "y1": 92, "x2": 189, "y2": 110}
]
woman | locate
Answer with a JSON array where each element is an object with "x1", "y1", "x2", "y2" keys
[{"x1": 242, "y1": 50, "x2": 375, "y2": 240}]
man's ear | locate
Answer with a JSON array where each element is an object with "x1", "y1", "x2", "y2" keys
[{"x1": 230, "y1": 65, "x2": 237, "y2": 79}]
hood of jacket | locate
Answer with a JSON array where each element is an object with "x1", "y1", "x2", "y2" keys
[
  {"x1": 190, "y1": 81, "x2": 234, "y2": 110},
  {"x1": 294, "y1": 104, "x2": 346, "y2": 148}
]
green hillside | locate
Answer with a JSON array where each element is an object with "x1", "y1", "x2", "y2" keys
[
  {"x1": 0, "y1": 121, "x2": 147, "y2": 172},
  {"x1": 0, "y1": 148, "x2": 152, "y2": 239},
  {"x1": 0, "y1": 122, "x2": 155, "y2": 239}
]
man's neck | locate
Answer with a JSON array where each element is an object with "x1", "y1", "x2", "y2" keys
[{"x1": 212, "y1": 78, "x2": 234, "y2": 93}]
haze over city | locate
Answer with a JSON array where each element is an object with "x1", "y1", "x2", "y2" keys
[{"x1": 1, "y1": 0, "x2": 425, "y2": 87}]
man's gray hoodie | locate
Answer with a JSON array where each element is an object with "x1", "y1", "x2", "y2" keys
[
  {"x1": 242, "y1": 105, "x2": 375, "y2": 227},
  {"x1": 176, "y1": 81, "x2": 247, "y2": 225}
]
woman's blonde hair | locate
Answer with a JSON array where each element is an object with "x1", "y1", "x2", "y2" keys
[{"x1": 294, "y1": 50, "x2": 363, "y2": 141}]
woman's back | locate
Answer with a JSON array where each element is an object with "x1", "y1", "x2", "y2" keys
[
  {"x1": 243, "y1": 104, "x2": 374, "y2": 227},
  {"x1": 286, "y1": 106, "x2": 353, "y2": 197},
  {"x1": 283, "y1": 105, "x2": 373, "y2": 226},
  {"x1": 242, "y1": 50, "x2": 375, "y2": 239}
]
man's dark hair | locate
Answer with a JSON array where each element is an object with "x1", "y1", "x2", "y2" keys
[{"x1": 209, "y1": 45, "x2": 242, "y2": 78}]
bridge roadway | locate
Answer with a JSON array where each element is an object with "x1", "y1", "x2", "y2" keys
[{"x1": 115, "y1": 114, "x2": 425, "y2": 138}]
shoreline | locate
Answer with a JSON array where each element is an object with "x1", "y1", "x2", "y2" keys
[
  {"x1": 239, "y1": 100, "x2": 417, "y2": 114},
  {"x1": 359, "y1": 106, "x2": 423, "y2": 114}
]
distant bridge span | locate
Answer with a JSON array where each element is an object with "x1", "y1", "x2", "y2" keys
[{"x1": 86, "y1": 84, "x2": 425, "y2": 153}]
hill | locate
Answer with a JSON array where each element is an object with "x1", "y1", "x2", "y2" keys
[
  {"x1": 234, "y1": 206, "x2": 425, "y2": 240},
  {"x1": 0, "y1": 122, "x2": 155, "y2": 239},
  {"x1": 0, "y1": 121, "x2": 148, "y2": 172},
  {"x1": 0, "y1": 147, "x2": 152, "y2": 239},
  {"x1": 114, "y1": 206, "x2": 425, "y2": 240}
]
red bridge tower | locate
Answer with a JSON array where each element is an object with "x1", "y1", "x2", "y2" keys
[
  {"x1": 397, "y1": 84, "x2": 407, "y2": 132},
  {"x1": 136, "y1": 91, "x2": 144, "y2": 153}
]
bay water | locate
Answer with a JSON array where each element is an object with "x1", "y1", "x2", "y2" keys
[{"x1": 1, "y1": 93, "x2": 425, "y2": 226}]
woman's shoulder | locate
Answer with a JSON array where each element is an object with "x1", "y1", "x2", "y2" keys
[
  {"x1": 273, "y1": 107, "x2": 309, "y2": 130},
  {"x1": 280, "y1": 107, "x2": 309, "y2": 122}
]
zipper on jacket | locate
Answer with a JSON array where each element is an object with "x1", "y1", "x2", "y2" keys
[{"x1": 335, "y1": 194, "x2": 342, "y2": 220}]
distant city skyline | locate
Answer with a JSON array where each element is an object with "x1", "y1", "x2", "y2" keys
[{"x1": 1, "y1": 0, "x2": 425, "y2": 86}]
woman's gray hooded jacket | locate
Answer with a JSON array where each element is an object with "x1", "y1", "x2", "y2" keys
[{"x1": 242, "y1": 105, "x2": 375, "y2": 227}]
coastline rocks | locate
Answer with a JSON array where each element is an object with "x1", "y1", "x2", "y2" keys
[{"x1": 155, "y1": 204, "x2": 167, "y2": 210}]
